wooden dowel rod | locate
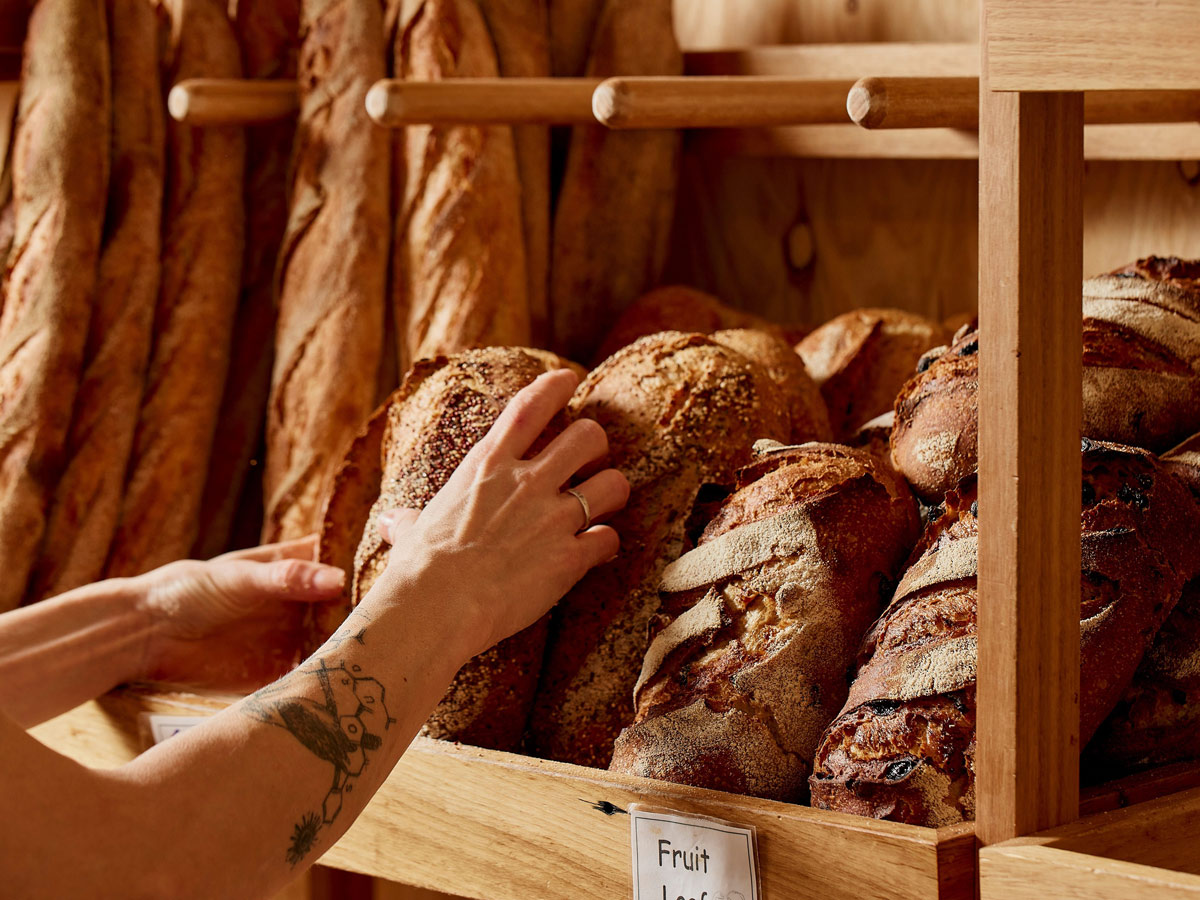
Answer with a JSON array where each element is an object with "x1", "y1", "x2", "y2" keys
[
  {"x1": 167, "y1": 78, "x2": 299, "y2": 125},
  {"x1": 850, "y1": 76, "x2": 1200, "y2": 130},
  {"x1": 592, "y1": 76, "x2": 854, "y2": 129},
  {"x1": 364, "y1": 78, "x2": 599, "y2": 127}
]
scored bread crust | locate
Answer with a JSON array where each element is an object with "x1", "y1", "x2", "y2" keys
[
  {"x1": 797, "y1": 307, "x2": 948, "y2": 443},
  {"x1": 610, "y1": 443, "x2": 920, "y2": 800},
  {"x1": 811, "y1": 442, "x2": 1199, "y2": 826},
  {"x1": 529, "y1": 332, "x2": 792, "y2": 769}
]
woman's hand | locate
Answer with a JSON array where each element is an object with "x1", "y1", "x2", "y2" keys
[
  {"x1": 138, "y1": 536, "x2": 346, "y2": 690},
  {"x1": 373, "y1": 369, "x2": 631, "y2": 659}
]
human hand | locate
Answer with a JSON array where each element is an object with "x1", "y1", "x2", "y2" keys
[
  {"x1": 137, "y1": 536, "x2": 345, "y2": 690},
  {"x1": 372, "y1": 369, "x2": 630, "y2": 659}
]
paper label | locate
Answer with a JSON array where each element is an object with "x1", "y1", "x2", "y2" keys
[
  {"x1": 630, "y1": 804, "x2": 760, "y2": 900},
  {"x1": 147, "y1": 714, "x2": 206, "y2": 744}
]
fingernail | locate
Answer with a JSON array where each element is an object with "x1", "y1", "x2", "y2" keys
[
  {"x1": 377, "y1": 509, "x2": 398, "y2": 538},
  {"x1": 311, "y1": 567, "x2": 345, "y2": 593}
]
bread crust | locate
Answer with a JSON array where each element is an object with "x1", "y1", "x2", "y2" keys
[
  {"x1": 0, "y1": 0, "x2": 109, "y2": 609},
  {"x1": 263, "y1": 0, "x2": 389, "y2": 542}
]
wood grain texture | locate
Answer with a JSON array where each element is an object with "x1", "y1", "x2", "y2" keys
[
  {"x1": 0, "y1": 0, "x2": 109, "y2": 610},
  {"x1": 976, "y1": 86, "x2": 1084, "y2": 843},
  {"x1": 29, "y1": 0, "x2": 163, "y2": 598},
  {"x1": 980, "y1": 844, "x2": 1200, "y2": 900},
  {"x1": 106, "y1": 0, "x2": 244, "y2": 577}
]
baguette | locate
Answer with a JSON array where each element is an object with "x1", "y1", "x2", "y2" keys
[
  {"x1": 548, "y1": 0, "x2": 605, "y2": 76},
  {"x1": 610, "y1": 443, "x2": 920, "y2": 800},
  {"x1": 529, "y1": 332, "x2": 792, "y2": 768},
  {"x1": 263, "y1": 0, "x2": 389, "y2": 542},
  {"x1": 549, "y1": 0, "x2": 682, "y2": 361},
  {"x1": 0, "y1": 0, "x2": 109, "y2": 610},
  {"x1": 394, "y1": 0, "x2": 530, "y2": 371},
  {"x1": 29, "y1": 0, "x2": 164, "y2": 598},
  {"x1": 105, "y1": 0, "x2": 244, "y2": 577}
]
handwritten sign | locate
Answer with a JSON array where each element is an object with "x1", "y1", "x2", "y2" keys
[{"x1": 630, "y1": 804, "x2": 760, "y2": 900}]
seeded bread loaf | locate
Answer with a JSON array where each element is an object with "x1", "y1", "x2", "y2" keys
[
  {"x1": 796, "y1": 308, "x2": 948, "y2": 443},
  {"x1": 529, "y1": 332, "x2": 792, "y2": 768},
  {"x1": 610, "y1": 442, "x2": 920, "y2": 799},
  {"x1": 810, "y1": 442, "x2": 1199, "y2": 826}
]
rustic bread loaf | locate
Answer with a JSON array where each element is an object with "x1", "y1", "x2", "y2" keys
[
  {"x1": 797, "y1": 308, "x2": 948, "y2": 443},
  {"x1": 105, "y1": 0, "x2": 244, "y2": 577},
  {"x1": 548, "y1": 0, "x2": 605, "y2": 76},
  {"x1": 889, "y1": 326, "x2": 979, "y2": 502},
  {"x1": 550, "y1": 0, "x2": 682, "y2": 361},
  {"x1": 1082, "y1": 257, "x2": 1200, "y2": 452},
  {"x1": 28, "y1": 0, "x2": 161, "y2": 599},
  {"x1": 529, "y1": 332, "x2": 792, "y2": 768},
  {"x1": 592, "y1": 285, "x2": 788, "y2": 365},
  {"x1": 349, "y1": 347, "x2": 577, "y2": 750},
  {"x1": 263, "y1": 0, "x2": 389, "y2": 543},
  {"x1": 394, "y1": 0, "x2": 530, "y2": 373},
  {"x1": 810, "y1": 441, "x2": 1199, "y2": 826},
  {"x1": 193, "y1": 0, "x2": 300, "y2": 558},
  {"x1": 0, "y1": 0, "x2": 109, "y2": 609},
  {"x1": 609, "y1": 442, "x2": 920, "y2": 799},
  {"x1": 850, "y1": 411, "x2": 896, "y2": 467},
  {"x1": 711, "y1": 329, "x2": 832, "y2": 445}
]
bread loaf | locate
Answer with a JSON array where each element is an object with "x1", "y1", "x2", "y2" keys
[
  {"x1": 106, "y1": 0, "x2": 244, "y2": 577},
  {"x1": 29, "y1": 0, "x2": 163, "y2": 598},
  {"x1": 797, "y1": 308, "x2": 947, "y2": 443},
  {"x1": 193, "y1": 0, "x2": 300, "y2": 558},
  {"x1": 889, "y1": 326, "x2": 978, "y2": 502},
  {"x1": 350, "y1": 347, "x2": 577, "y2": 750},
  {"x1": 810, "y1": 442, "x2": 1199, "y2": 826},
  {"x1": 0, "y1": 0, "x2": 109, "y2": 610},
  {"x1": 850, "y1": 411, "x2": 895, "y2": 467},
  {"x1": 263, "y1": 0, "x2": 389, "y2": 542},
  {"x1": 394, "y1": 0, "x2": 530, "y2": 372},
  {"x1": 549, "y1": 0, "x2": 682, "y2": 361},
  {"x1": 610, "y1": 442, "x2": 920, "y2": 799},
  {"x1": 529, "y1": 332, "x2": 792, "y2": 768},
  {"x1": 549, "y1": 0, "x2": 605, "y2": 76}
]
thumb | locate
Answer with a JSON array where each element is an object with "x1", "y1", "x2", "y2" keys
[
  {"x1": 377, "y1": 507, "x2": 421, "y2": 544},
  {"x1": 211, "y1": 558, "x2": 346, "y2": 604}
]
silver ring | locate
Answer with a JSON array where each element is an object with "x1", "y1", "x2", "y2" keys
[{"x1": 566, "y1": 488, "x2": 592, "y2": 532}]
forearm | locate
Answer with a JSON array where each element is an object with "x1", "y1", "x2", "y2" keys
[{"x1": 0, "y1": 577, "x2": 152, "y2": 727}]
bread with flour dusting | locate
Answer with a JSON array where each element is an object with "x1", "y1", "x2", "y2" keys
[
  {"x1": 609, "y1": 442, "x2": 920, "y2": 799},
  {"x1": 810, "y1": 441, "x2": 1198, "y2": 826}
]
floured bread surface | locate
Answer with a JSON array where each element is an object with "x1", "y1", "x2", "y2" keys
[
  {"x1": 609, "y1": 443, "x2": 921, "y2": 801},
  {"x1": 812, "y1": 443, "x2": 1199, "y2": 826}
]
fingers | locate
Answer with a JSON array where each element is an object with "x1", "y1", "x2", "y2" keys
[
  {"x1": 561, "y1": 468, "x2": 630, "y2": 530},
  {"x1": 215, "y1": 534, "x2": 318, "y2": 563},
  {"x1": 216, "y1": 558, "x2": 345, "y2": 602},
  {"x1": 483, "y1": 369, "x2": 578, "y2": 460},
  {"x1": 574, "y1": 524, "x2": 620, "y2": 570},
  {"x1": 377, "y1": 507, "x2": 420, "y2": 544},
  {"x1": 534, "y1": 417, "x2": 609, "y2": 485}
]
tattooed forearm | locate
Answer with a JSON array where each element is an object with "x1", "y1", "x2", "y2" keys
[{"x1": 243, "y1": 643, "x2": 395, "y2": 868}]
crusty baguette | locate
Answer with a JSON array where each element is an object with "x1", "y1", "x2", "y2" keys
[
  {"x1": 395, "y1": 0, "x2": 530, "y2": 371},
  {"x1": 549, "y1": 0, "x2": 682, "y2": 362},
  {"x1": 0, "y1": 0, "x2": 109, "y2": 610},
  {"x1": 548, "y1": 0, "x2": 605, "y2": 76},
  {"x1": 192, "y1": 0, "x2": 300, "y2": 558},
  {"x1": 105, "y1": 0, "x2": 244, "y2": 577},
  {"x1": 263, "y1": 0, "x2": 389, "y2": 542},
  {"x1": 28, "y1": 0, "x2": 164, "y2": 598},
  {"x1": 529, "y1": 332, "x2": 792, "y2": 768}
]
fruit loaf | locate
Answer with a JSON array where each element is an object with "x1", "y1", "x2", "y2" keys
[
  {"x1": 29, "y1": 0, "x2": 163, "y2": 598},
  {"x1": 610, "y1": 442, "x2": 920, "y2": 800},
  {"x1": 809, "y1": 441, "x2": 1199, "y2": 826},
  {"x1": 797, "y1": 308, "x2": 948, "y2": 443},
  {"x1": 394, "y1": 0, "x2": 530, "y2": 372},
  {"x1": 550, "y1": 0, "x2": 682, "y2": 362},
  {"x1": 263, "y1": 0, "x2": 389, "y2": 543},
  {"x1": 106, "y1": 0, "x2": 244, "y2": 577},
  {"x1": 348, "y1": 347, "x2": 578, "y2": 750},
  {"x1": 0, "y1": 0, "x2": 109, "y2": 610},
  {"x1": 529, "y1": 331, "x2": 792, "y2": 768}
]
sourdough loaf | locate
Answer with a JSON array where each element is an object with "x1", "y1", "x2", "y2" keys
[
  {"x1": 0, "y1": 0, "x2": 109, "y2": 609},
  {"x1": 350, "y1": 347, "x2": 577, "y2": 750},
  {"x1": 529, "y1": 332, "x2": 792, "y2": 768},
  {"x1": 797, "y1": 308, "x2": 947, "y2": 443},
  {"x1": 28, "y1": 0, "x2": 162, "y2": 599},
  {"x1": 106, "y1": 0, "x2": 244, "y2": 577},
  {"x1": 610, "y1": 442, "x2": 920, "y2": 799},
  {"x1": 810, "y1": 442, "x2": 1199, "y2": 826}
]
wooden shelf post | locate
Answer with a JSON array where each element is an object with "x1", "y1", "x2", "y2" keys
[{"x1": 976, "y1": 53, "x2": 1084, "y2": 843}]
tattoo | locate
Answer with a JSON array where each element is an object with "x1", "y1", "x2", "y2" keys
[
  {"x1": 243, "y1": 646, "x2": 395, "y2": 868},
  {"x1": 324, "y1": 607, "x2": 372, "y2": 651}
]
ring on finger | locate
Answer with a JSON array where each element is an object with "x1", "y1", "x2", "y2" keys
[{"x1": 565, "y1": 488, "x2": 592, "y2": 533}]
